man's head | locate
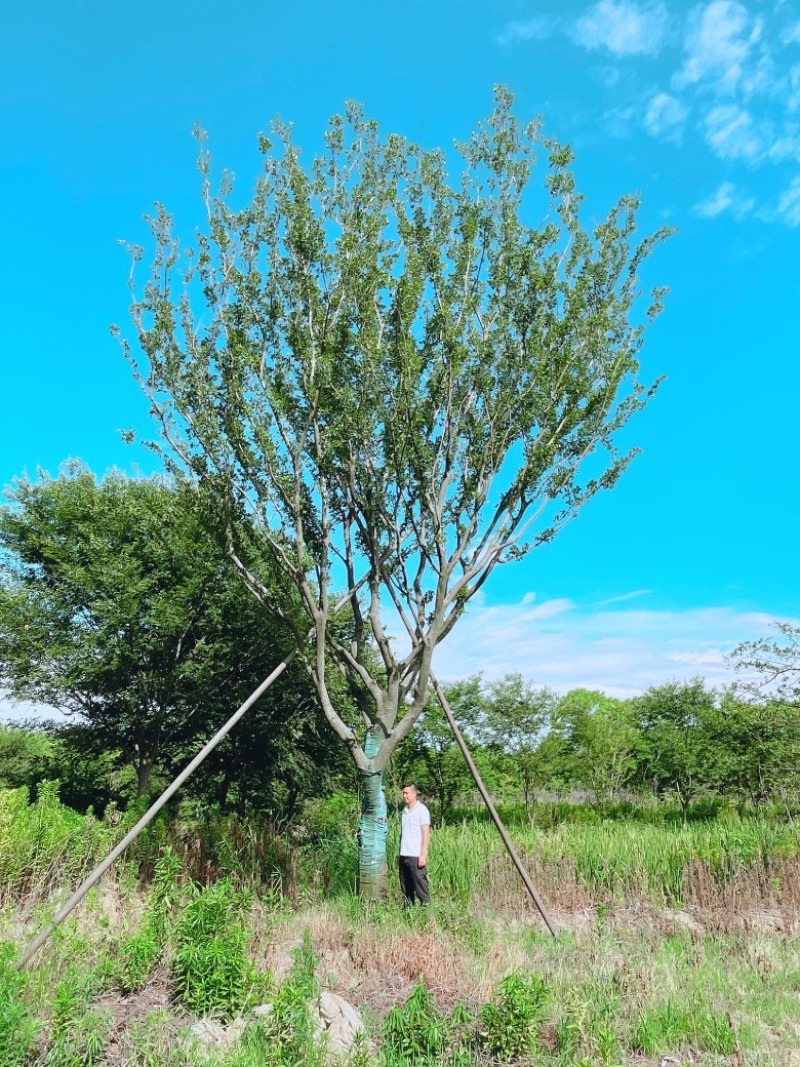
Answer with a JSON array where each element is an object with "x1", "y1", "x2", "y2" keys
[{"x1": 402, "y1": 783, "x2": 418, "y2": 806}]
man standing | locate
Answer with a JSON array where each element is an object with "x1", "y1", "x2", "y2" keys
[{"x1": 398, "y1": 783, "x2": 431, "y2": 906}]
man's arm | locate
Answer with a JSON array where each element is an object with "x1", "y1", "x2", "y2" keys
[{"x1": 419, "y1": 824, "x2": 430, "y2": 867}]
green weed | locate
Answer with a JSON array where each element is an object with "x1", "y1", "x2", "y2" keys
[
  {"x1": 117, "y1": 847, "x2": 182, "y2": 993},
  {"x1": 44, "y1": 967, "x2": 109, "y2": 1067},
  {"x1": 0, "y1": 941, "x2": 38, "y2": 1067},
  {"x1": 172, "y1": 878, "x2": 259, "y2": 1020},
  {"x1": 477, "y1": 972, "x2": 549, "y2": 1061},
  {"x1": 383, "y1": 977, "x2": 451, "y2": 1064}
]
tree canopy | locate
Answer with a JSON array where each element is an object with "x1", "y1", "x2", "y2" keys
[
  {"x1": 0, "y1": 466, "x2": 341, "y2": 802},
  {"x1": 123, "y1": 88, "x2": 668, "y2": 892},
  {"x1": 123, "y1": 89, "x2": 668, "y2": 775}
]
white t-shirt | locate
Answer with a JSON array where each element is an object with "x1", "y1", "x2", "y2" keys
[{"x1": 400, "y1": 801, "x2": 431, "y2": 857}]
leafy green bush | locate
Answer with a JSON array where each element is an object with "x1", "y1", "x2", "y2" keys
[
  {"x1": 478, "y1": 972, "x2": 549, "y2": 1061},
  {"x1": 384, "y1": 977, "x2": 451, "y2": 1064},
  {"x1": 250, "y1": 929, "x2": 322, "y2": 1066},
  {"x1": 172, "y1": 878, "x2": 258, "y2": 1019}
]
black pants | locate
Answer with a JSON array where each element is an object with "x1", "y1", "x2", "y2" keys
[{"x1": 398, "y1": 855, "x2": 430, "y2": 905}]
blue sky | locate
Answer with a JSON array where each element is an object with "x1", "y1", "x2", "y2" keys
[{"x1": 1, "y1": 0, "x2": 798, "y2": 708}]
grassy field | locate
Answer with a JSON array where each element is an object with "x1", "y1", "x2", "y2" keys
[{"x1": 1, "y1": 788, "x2": 800, "y2": 1066}]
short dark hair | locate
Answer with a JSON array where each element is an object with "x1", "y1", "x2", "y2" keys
[{"x1": 402, "y1": 783, "x2": 418, "y2": 793}]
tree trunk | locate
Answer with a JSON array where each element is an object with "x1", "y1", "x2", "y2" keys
[
  {"x1": 358, "y1": 727, "x2": 388, "y2": 899},
  {"x1": 136, "y1": 758, "x2": 154, "y2": 798}
]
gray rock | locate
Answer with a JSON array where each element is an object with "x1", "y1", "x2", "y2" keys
[
  {"x1": 311, "y1": 992, "x2": 367, "y2": 1057},
  {"x1": 189, "y1": 1016, "x2": 246, "y2": 1055}
]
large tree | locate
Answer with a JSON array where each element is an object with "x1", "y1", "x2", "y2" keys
[
  {"x1": 123, "y1": 89, "x2": 668, "y2": 894},
  {"x1": 0, "y1": 466, "x2": 329, "y2": 800}
]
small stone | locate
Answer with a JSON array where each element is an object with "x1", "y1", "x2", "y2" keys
[{"x1": 310, "y1": 992, "x2": 367, "y2": 1057}]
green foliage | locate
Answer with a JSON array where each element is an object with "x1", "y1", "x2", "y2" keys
[
  {"x1": 172, "y1": 878, "x2": 259, "y2": 1019},
  {"x1": 45, "y1": 968, "x2": 109, "y2": 1067},
  {"x1": 553, "y1": 989, "x2": 623, "y2": 1067},
  {"x1": 117, "y1": 848, "x2": 182, "y2": 994},
  {"x1": 554, "y1": 689, "x2": 638, "y2": 806},
  {"x1": 0, "y1": 941, "x2": 37, "y2": 1067},
  {"x1": 0, "y1": 467, "x2": 329, "y2": 809},
  {"x1": 633, "y1": 679, "x2": 717, "y2": 820},
  {"x1": 477, "y1": 972, "x2": 549, "y2": 1060},
  {"x1": 383, "y1": 977, "x2": 452, "y2": 1064},
  {"x1": 0, "y1": 784, "x2": 112, "y2": 900},
  {"x1": 630, "y1": 998, "x2": 735, "y2": 1056},
  {"x1": 0, "y1": 725, "x2": 54, "y2": 793},
  {"x1": 252, "y1": 930, "x2": 321, "y2": 1066}
]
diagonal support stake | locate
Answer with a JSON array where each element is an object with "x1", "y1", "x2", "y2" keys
[
  {"x1": 431, "y1": 672, "x2": 558, "y2": 937},
  {"x1": 16, "y1": 652, "x2": 297, "y2": 969},
  {"x1": 15, "y1": 569, "x2": 381, "y2": 970}
]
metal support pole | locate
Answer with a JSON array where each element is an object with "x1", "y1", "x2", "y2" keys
[{"x1": 431, "y1": 672, "x2": 557, "y2": 937}]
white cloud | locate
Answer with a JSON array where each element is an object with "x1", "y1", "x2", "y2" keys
[
  {"x1": 573, "y1": 0, "x2": 669, "y2": 57},
  {"x1": 431, "y1": 600, "x2": 791, "y2": 699},
  {"x1": 644, "y1": 91, "x2": 688, "y2": 140},
  {"x1": 596, "y1": 589, "x2": 653, "y2": 608},
  {"x1": 495, "y1": 16, "x2": 552, "y2": 47},
  {"x1": 603, "y1": 105, "x2": 636, "y2": 137},
  {"x1": 675, "y1": 1, "x2": 763, "y2": 95},
  {"x1": 693, "y1": 180, "x2": 755, "y2": 218},
  {"x1": 782, "y1": 20, "x2": 800, "y2": 46},
  {"x1": 704, "y1": 104, "x2": 765, "y2": 159},
  {"x1": 667, "y1": 648, "x2": 726, "y2": 665},
  {"x1": 789, "y1": 65, "x2": 800, "y2": 112},
  {"x1": 776, "y1": 177, "x2": 800, "y2": 226},
  {"x1": 766, "y1": 131, "x2": 800, "y2": 163}
]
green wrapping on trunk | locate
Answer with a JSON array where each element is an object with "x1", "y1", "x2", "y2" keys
[{"x1": 358, "y1": 726, "x2": 388, "y2": 898}]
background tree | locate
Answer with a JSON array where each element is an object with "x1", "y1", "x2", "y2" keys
[
  {"x1": 0, "y1": 466, "x2": 330, "y2": 803},
  {"x1": 124, "y1": 89, "x2": 668, "y2": 894},
  {"x1": 554, "y1": 688, "x2": 638, "y2": 807},
  {"x1": 475, "y1": 674, "x2": 556, "y2": 810},
  {"x1": 633, "y1": 679, "x2": 715, "y2": 823},
  {"x1": 394, "y1": 680, "x2": 494, "y2": 822},
  {"x1": 702, "y1": 688, "x2": 800, "y2": 814}
]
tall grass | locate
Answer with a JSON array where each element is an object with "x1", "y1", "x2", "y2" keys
[
  {"x1": 1, "y1": 786, "x2": 799, "y2": 917},
  {"x1": 426, "y1": 817, "x2": 800, "y2": 909},
  {"x1": 0, "y1": 784, "x2": 113, "y2": 904}
]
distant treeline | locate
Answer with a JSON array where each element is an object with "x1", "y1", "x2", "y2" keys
[{"x1": 2, "y1": 670, "x2": 798, "y2": 822}]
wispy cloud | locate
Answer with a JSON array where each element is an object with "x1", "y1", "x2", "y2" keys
[
  {"x1": 497, "y1": 2, "x2": 800, "y2": 228},
  {"x1": 495, "y1": 16, "x2": 553, "y2": 47},
  {"x1": 776, "y1": 177, "x2": 800, "y2": 226},
  {"x1": 675, "y1": 1, "x2": 763, "y2": 95},
  {"x1": 693, "y1": 180, "x2": 755, "y2": 218},
  {"x1": 431, "y1": 599, "x2": 793, "y2": 699},
  {"x1": 704, "y1": 104, "x2": 765, "y2": 160},
  {"x1": 573, "y1": 0, "x2": 669, "y2": 56},
  {"x1": 596, "y1": 589, "x2": 654, "y2": 608},
  {"x1": 644, "y1": 91, "x2": 688, "y2": 140}
]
